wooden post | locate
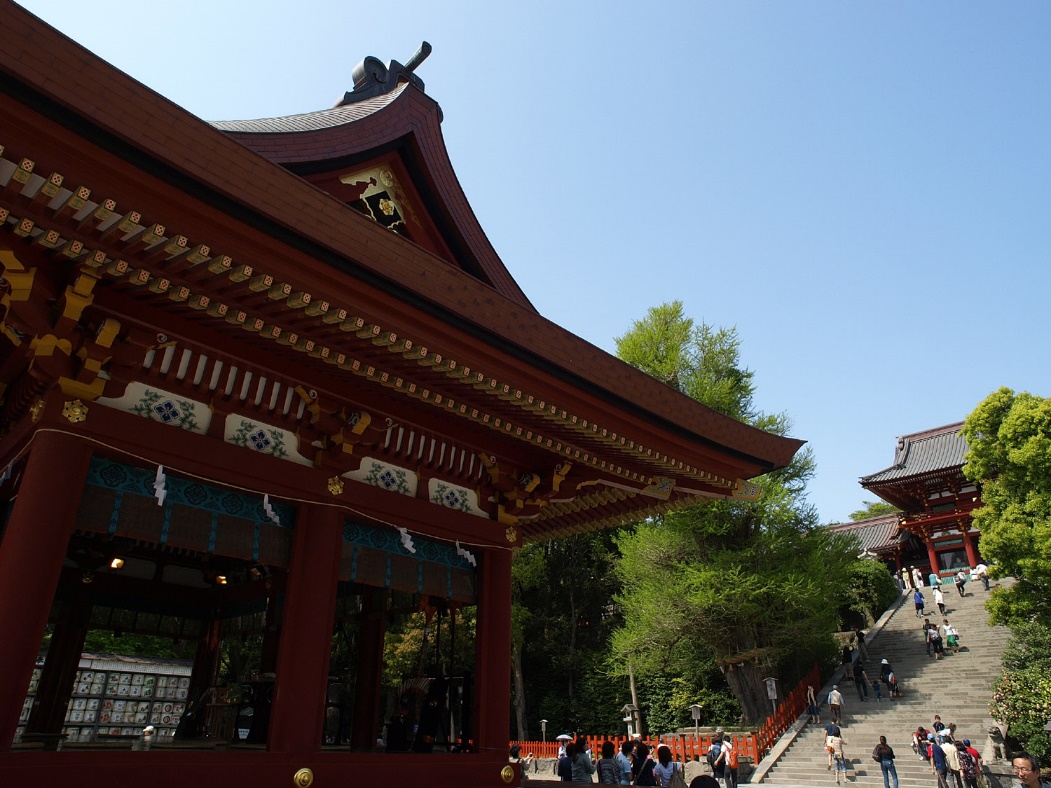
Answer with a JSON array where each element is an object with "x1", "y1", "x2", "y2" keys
[
  {"x1": 960, "y1": 527, "x2": 979, "y2": 568},
  {"x1": 925, "y1": 538, "x2": 940, "y2": 578},
  {"x1": 266, "y1": 504, "x2": 343, "y2": 753},
  {"x1": 0, "y1": 431, "x2": 92, "y2": 749},
  {"x1": 349, "y1": 586, "x2": 388, "y2": 750},
  {"x1": 473, "y1": 546, "x2": 512, "y2": 758},
  {"x1": 25, "y1": 572, "x2": 91, "y2": 735}
]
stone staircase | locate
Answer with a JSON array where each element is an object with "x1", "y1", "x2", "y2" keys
[{"x1": 757, "y1": 579, "x2": 1012, "y2": 787}]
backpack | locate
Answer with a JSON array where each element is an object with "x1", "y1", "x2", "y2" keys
[
  {"x1": 726, "y1": 745, "x2": 739, "y2": 770},
  {"x1": 667, "y1": 763, "x2": 688, "y2": 788},
  {"x1": 706, "y1": 741, "x2": 722, "y2": 768}
]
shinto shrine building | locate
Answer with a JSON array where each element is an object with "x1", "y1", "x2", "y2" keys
[
  {"x1": 0, "y1": 5, "x2": 804, "y2": 787},
  {"x1": 840, "y1": 422, "x2": 983, "y2": 578}
]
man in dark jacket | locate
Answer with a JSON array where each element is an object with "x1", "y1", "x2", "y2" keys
[{"x1": 852, "y1": 659, "x2": 870, "y2": 702}]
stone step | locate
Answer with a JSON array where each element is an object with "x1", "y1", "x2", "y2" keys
[{"x1": 750, "y1": 580, "x2": 1013, "y2": 786}]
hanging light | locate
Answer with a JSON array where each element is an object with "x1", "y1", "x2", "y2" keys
[{"x1": 109, "y1": 557, "x2": 125, "y2": 570}]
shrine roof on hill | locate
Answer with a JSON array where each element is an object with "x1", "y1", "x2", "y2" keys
[{"x1": 861, "y1": 422, "x2": 968, "y2": 484}]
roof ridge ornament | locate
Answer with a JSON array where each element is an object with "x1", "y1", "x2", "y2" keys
[{"x1": 338, "y1": 41, "x2": 432, "y2": 107}]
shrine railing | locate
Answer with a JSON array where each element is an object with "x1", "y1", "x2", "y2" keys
[{"x1": 509, "y1": 661, "x2": 821, "y2": 765}]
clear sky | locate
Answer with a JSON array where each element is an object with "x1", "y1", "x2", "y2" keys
[{"x1": 15, "y1": 1, "x2": 1051, "y2": 524}]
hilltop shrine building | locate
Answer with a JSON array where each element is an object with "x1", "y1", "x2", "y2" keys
[
  {"x1": 0, "y1": 6, "x2": 803, "y2": 787},
  {"x1": 832, "y1": 422, "x2": 982, "y2": 579}
]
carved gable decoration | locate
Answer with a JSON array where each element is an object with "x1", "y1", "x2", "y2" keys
[{"x1": 339, "y1": 165, "x2": 419, "y2": 237}]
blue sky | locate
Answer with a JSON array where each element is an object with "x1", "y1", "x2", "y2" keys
[{"x1": 16, "y1": 1, "x2": 1051, "y2": 523}]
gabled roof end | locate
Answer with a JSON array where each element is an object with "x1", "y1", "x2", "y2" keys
[{"x1": 338, "y1": 42, "x2": 435, "y2": 111}]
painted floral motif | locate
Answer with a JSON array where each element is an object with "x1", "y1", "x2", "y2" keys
[
  {"x1": 363, "y1": 462, "x2": 411, "y2": 495},
  {"x1": 130, "y1": 388, "x2": 200, "y2": 432},
  {"x1": 431, "y1": 481, "x2": 472, "y2": 513},
  {"x1": 229, "y1": 420, "x2": 288, "y2": 459}
]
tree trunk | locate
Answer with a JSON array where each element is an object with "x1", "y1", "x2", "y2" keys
[
  {"x1": 511, "y1": 643, "x2": 528, "y2": 740},
  {"x1": 723, "y1": 662, "x2": 771, "y2": 724}
]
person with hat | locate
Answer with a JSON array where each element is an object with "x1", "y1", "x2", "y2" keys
[
  {"x1": 879, "y1": 659, "x2": 893, "y2": 688},
  {"x1": 912, "y1": 566, "x2": 925, "y2": 589},
  {"x1": 962, "y1": 740, "x2": 982, "y2": 768},
  {"x1": 914, "y1": 588, "x2": 926, "y2": 617}
]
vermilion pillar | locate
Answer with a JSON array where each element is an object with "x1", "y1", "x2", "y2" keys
[
  {"x1": 925, "y1": 538, "x2": 941, "y2": 578},
  {"x1": 473, "y1": 546, "x2": 512, "y2": 758},
  {"x1": 350, "y1": 586, "x2": 388, "y2": 751},
  {"x1": 188, "y1": 618, "x2": 222, "y2": 713},
  {"x1": 0, "y1": 430, "x2": 92, "y2": 749},
  {"x1": 960, "y1": 527, "x2": 979, "y2": 568},
  {"x1": 267, "y1": 504, "x2": 343, "y2": 753},
  {"x1": 25, "y1": 572, "x2": 91, "y2": 735}
]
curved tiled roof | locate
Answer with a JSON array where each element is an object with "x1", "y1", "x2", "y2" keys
[
  {"x1": 861, "y1": 422, "x2": 968, "y2": 484},
  {"x1": 210, "y1": 85, "x2": 407, "y2": 133},
  {"x1": 829, "y1": 514, "x2": 904, "y2": 553}
]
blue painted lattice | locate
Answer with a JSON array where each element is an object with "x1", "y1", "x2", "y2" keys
[{"x1": 86, "y1": 458, "x2": 296, "y2": 528}]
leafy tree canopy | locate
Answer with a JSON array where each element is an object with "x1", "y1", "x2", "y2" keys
[
  {"x1": 847, "y1": 500, "x2": 899, "y2": 521},
  {"x1": 615, "y1": 301, "x2": 756, "y2": 422},
  {"x1": 610, "y1": 302, "x2": 857, "y2": 723},
  {"x1": 961, "y1": 387, "x2": 1051, "y2": 627},
  {"x1": 991, "y1": 621, "x2": 1051, "y2": 764}
]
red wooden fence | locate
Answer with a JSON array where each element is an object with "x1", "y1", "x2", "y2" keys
[{"x1": 510, "y1": 662, "x2": 821, "y2": 766}]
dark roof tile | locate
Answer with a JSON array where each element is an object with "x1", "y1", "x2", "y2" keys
[
  {"x1": 861, "y1": 422, "x2": 968, "y2": 484},
  {"x1": 210, "y1": 85, "x2": 406, "y2": 134},
  {"x1": 829, "y1": 514, "x2": 904, "y2": 552}
]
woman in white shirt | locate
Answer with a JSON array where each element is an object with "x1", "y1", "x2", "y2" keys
[{"x1": 652, "y1": 744, "x2": 684, "y2": 787}]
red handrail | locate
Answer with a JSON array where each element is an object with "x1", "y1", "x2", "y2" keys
[{"x1": 510, "y1": 662, "x2": 821, "y2": 766}]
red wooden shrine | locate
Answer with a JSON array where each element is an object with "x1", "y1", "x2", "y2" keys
[
  {"x1": 858, "y1": 422, "x2": 982, "y2": 576},
  {"x1": 0, "y1": 5, "x2": 803, "y2": 786}
]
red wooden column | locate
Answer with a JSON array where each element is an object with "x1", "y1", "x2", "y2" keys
[
  {"x1": 266, "y1": 504, "x2": 343, "y2": 753},
  {"x1": 473, "y1": 545, "x2": 512, "y2": 758},
  {"x1": 349, "y1": 585, "x2": 387, "y2": 751},
  {"x1": 959, "y1": 526, "x2": 979, "y2": 568},
  {"x1": 25, "y1": 572, "x2": 92, "y2": 735},
  {"x1": 925, "y1": 538, "x2": 940, "y2": 578},
  {"x1": 0, "y1": 430, "x2": 93, "y2": 749},
  {"x1": 187, "y1": 617, "x2": 222, "y2": 719}
]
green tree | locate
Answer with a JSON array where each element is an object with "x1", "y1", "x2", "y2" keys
[
  {"x1": 610, "y1": 303, "x2": 856, "y2": 723},
  {"x1": 512, "y1": 532, "x2": 623, "y2": 737},
  {"x1": 843, "y1": 559, "x2": 901, "y2": 626},
  {"x1": 847, "y1": 500, "x2": 899, "y2": 521},
  {"x1": 990, "y1": 621, "x2": 1051, "y2": 764},
  {"x1": 961, "y1": 387, "x2": 1051, "y2": 627},
  {"x1": 615, "y1": 301, "x2": 756, "y2": 421}
]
